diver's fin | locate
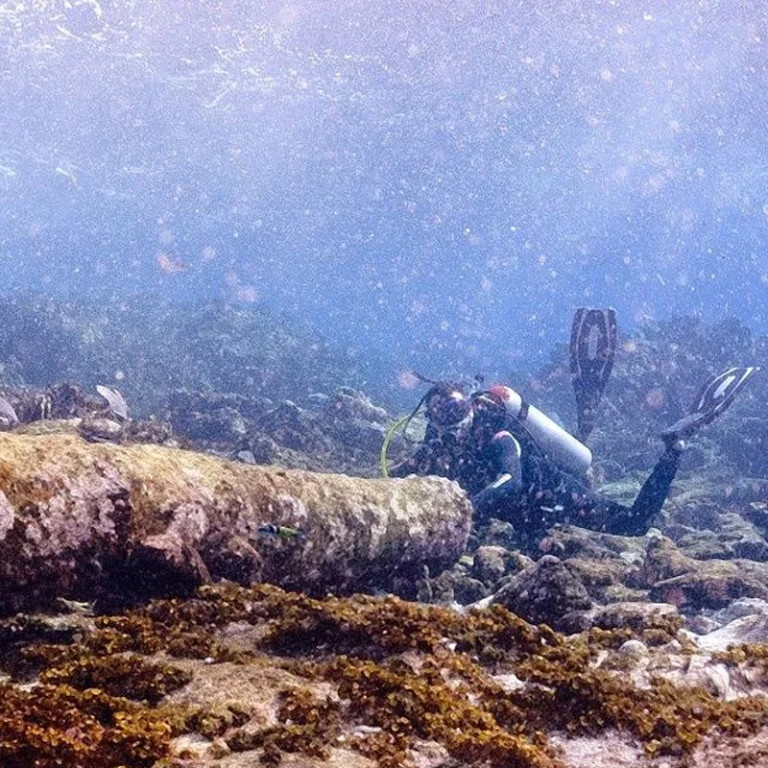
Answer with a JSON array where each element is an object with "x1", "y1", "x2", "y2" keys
[
  {"x1": 661, "y1": 366, "x2": 760, "y2": 447},
  {"x1": 570, "y1": 307, "x2": 617, "y2": 442}
]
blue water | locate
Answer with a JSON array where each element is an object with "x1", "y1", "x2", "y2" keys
[{"x1": 1, "y1": 1, "x2": 767, "y2": 389}]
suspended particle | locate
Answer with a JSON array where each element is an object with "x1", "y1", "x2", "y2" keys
[
  {"x1": 397, "y1": 370, "x2": 421, "y2": 390},
  {"x1": 236, "y1": 285, "x2": 259, "y2": 303},
  {"x1": 156, "y1": 252, "x2": 187, "y2": 273},
  {"x1": 644, "y1": 388, "x2": 665, "y2": 409}
]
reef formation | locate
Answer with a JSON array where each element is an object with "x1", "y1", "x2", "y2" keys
[
  {"x1": 5, "y1": 582, "x2": 768, "y2": 768},
  {"x1": 0, "y1": 301, "x2": 767, "y2": 765}
]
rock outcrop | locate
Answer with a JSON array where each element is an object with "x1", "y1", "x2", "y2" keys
[
  {"x1": 490, "y1": 555, "x2": 593, "y2": 629},
  {"x1": 0, "y1": 432, "x2": 472, "y2": 613}
]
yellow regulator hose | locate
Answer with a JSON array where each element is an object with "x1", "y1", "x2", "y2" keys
[{"x1": 380, "y1": 413, "x2": 411, "y2": 478}]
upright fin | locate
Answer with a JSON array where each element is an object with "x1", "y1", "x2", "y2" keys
[
  {"x1": 570, "y1": 307, "x2": 617, "y2": 442},
  {"x1": 661, "y1": 366, "x2": 759, "y2": 447}
]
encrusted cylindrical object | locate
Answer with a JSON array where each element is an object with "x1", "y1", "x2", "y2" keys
[{"x1": 0, "y1": 433, "x2": 472, "y2": 612}]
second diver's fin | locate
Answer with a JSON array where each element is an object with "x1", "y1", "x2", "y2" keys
[
  {"x1": 661, "y1": 366, "x2": 760, "y2": 448},
  {"x1": 570, "y1": 307, "x2": 617, "y2": 442}
]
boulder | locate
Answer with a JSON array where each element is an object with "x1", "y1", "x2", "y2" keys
[
  {"x1": 675, "y1": 529, "x2": 735, "y2": 560},
  {"x1": 696, "y1": 613, "x2": 768, "y2": 652},
  {"x1": 471, "y1": 545, "x2": 529, "y2": 588},
  {"x1": 626, "y1": 535, "x2": 698, "y2": 588},
  {"x1": 713, "y1": 597, "x2": 768, "y2": 625},
  {"x1": 0, "y1": 432, "x2": 472, "y2": 613},
  {"x1": 650, "y1": 566, "x2": 768, "y2": 610},
  {"x1": 321, "y1": 387, "x2": 389, "y2": 425},
  {"x1": 490, "y1": 555, "x2": 592, "y2": 629},
  {"x1": 255, "y1": 400, "x2": 334, "y2": 453},
  {"x1": 562, "y1": 557, "x2": 636, "y2": 603},
  {"x1": 537, "y1": 524, "x2": 644, "y2": 562},
  {"x1": 429, "y1": 565, "x2": 488, "y2": 605},
  {"x1": 671, "y1": 511, "x2": 768, "y2": 562},
  {"x1": 720, "y1": 512, "x2": 768, "y2": 561}
]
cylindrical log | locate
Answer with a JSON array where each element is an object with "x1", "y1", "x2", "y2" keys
[{"x1": 0, "y1": 432, "x2": 472, "y2": 612}]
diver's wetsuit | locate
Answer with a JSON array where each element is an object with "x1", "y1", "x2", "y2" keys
[
  {"x1": 391, "y1": 393, "x2": 682, "y2": 539},
  {"x1": 473, "y1": 430, "x2": 681, "y2": 538}
]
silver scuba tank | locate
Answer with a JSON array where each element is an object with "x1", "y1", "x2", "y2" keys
[{"x1": 487, "y1": 385, "x2": 592, "y2": 476}]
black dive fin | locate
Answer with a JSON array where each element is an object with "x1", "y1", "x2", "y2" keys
[
  {"x1": 661, "y1": 366, "x2": 759, "y2": 447},
  {"x1": 570, "y1": 307, "x2": 617, "y2": 442}
]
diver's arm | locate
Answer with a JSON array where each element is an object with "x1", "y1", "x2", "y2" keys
[
  {"x1": 488, "y1": 430, "x2": 522, "y2": 485},
  {"x1": 389, "y1": 430, "x2": 447, "y2": 478},
  {"x1": 471, "y1": 431, "x2": 522, "y2": 513}
]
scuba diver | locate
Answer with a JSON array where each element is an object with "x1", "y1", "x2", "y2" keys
[{"x1": 388, "y1": 308, "x2": 759, "y2": 543}]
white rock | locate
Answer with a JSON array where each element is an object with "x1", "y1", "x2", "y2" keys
[
  {"x1": 697, "y1": 614, "x2": 768, "y2": 652},
  {"x1": 713, "y1": 597, "x2": 768, "y2": 625},
  {"x1": 616, "y1": 639, "x2": 648, "y2": 658}
]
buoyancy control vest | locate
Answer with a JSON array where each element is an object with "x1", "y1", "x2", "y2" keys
[{"x1": 487, "y1": 384, "x2": 592, "y2": 476}]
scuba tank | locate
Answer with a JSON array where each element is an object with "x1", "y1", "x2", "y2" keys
[{"x1": 487, "y1": 384, "x2": 592, "y2": 476}]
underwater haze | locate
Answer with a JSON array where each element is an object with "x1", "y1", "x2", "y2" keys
[{"x1": 1, "y1": 0, "x2": 768, "y2": 384}]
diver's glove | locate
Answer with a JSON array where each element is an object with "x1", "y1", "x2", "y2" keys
[{"x1": 471, "y1": 473, "x2": 521, "y2": 513}]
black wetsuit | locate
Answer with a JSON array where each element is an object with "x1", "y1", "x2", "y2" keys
[
  {"x1": 391, "y1": 393, "x2": 681, "y2": 539},
  {"x1": 476, "y1": 429, "x2": 681, "y2": 538}
]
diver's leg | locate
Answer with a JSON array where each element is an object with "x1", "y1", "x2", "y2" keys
[
  {"x1": 473, "y1": 439, "x2": 679, "y2": 538},
  {"x1": 627, "y1": 447, "x2": 682, "y2": 525},
  {"x1": 601, "y1": 368, "x2": 758, "y2": 534},
  {"x1": 571, "y1": 447, "x2": 682, "y2": 536}
]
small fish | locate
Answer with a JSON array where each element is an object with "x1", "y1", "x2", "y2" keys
[
  {"x1": 258, "y1": 524, "x2": 306, "y2": 540},
  {"x1": 54, "y1": 164, "x2": 79, "y2": 187}
]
